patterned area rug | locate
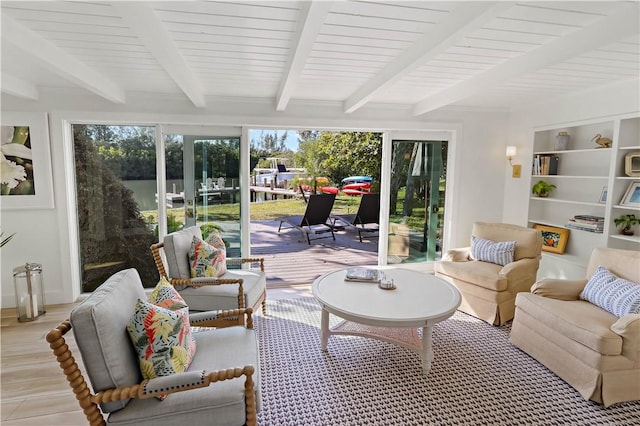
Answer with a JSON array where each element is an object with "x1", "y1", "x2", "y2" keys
[{"x1": 255, "y1": 297, "x2": 640, "y2": 426}]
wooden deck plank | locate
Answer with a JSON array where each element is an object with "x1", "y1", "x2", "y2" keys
[{"x1": 250, "y1": 220, "x2": 378, "y2": 286}]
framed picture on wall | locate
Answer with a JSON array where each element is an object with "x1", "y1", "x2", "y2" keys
[
  {"x1": 620, "y1": 181, "x2": 640, "y2": 207},
  {"x1": 599, "y1": 186, "x2": 608, "y2": 204},
  {"x1": 533, "y1": 224, "x2": 570, "y2": 254},
  {"x1": 0, "y1": 112, "x2": 54, "y2": 210}
]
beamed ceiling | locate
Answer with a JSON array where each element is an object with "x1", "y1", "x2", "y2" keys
[{"x1": 1, "y1": 1, "x2": 639, "y2": 115}]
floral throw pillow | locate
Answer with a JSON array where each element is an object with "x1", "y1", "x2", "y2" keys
[
  {"x1": 127, "y1": 299, "x2": 196, "y2": 382},
  {"x1": 188, "y1": 236, "x2": 227, "y2": 278},
  {"x1": 148, "y1": 276, "x2": 188, "y2": 310}
]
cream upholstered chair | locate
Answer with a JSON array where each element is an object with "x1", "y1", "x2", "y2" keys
[
  {"x1": 510, "y1": 247, "x2": 640, "y2": 407},
  {"x1": 46, "y1": 268, "x2": 260, "y2": 426},
  {"x1": 434, "y1": 222, "x2": 542, "y2": 325},
  {"x1": 150, "y1": 226, "x2": 267, "y2": 314}
]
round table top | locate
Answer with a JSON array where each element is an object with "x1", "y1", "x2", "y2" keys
[{"x1": 312, "y1": 267, "x2": 461, "y2": 326}]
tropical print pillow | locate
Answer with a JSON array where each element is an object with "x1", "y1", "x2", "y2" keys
[
  {"x1": 127, "y1": 299, "x2": 196, "y2": 382},
  {"x1": 148, "y1": 276, "x2": 188, "y2": 310},
  {"x1": 188, "y1": 236, "x2": 226, "y2": 278}
]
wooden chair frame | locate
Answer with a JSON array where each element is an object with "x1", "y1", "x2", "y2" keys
[
  {"x1": 150, "y1": 242, "x2": 267, "y2": 315},
  {"x1": 46, "y1": 309, "x2": 258, "y2": 426}
]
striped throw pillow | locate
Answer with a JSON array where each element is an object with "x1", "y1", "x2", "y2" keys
[
  {"x1": 580, "y1": 266, "x2": 640, "y2": 318},
  {"x1": 470, "y1": 236, "x2": 516, "y2": 266}
]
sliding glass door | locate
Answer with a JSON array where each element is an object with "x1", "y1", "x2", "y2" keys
[{"x1": 387, "y1": 139, "x2": 447, "y2": 264}]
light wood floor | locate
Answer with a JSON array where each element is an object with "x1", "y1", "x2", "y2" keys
[{"x1": 0, "y1": 285, "x2": 312, "y2": 425}]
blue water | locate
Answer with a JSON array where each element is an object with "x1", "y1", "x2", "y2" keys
[{"x1": 121, "y1": 179, "x2": 184, "y2": 211}]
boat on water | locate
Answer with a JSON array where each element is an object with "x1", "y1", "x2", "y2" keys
[{"x1": 253, "y1": 157, "x2": 306, "y2": 188}]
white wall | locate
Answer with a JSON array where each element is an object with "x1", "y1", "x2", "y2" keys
[{"x1": 1, "y1": 89, "x2": 508, "y2": 307}]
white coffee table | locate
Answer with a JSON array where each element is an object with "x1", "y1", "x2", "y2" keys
[{"x1": 312, "y1": 266, "x2": 461, "y2": 374}]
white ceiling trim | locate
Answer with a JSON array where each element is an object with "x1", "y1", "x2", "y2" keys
[
  {"x1": 0, "y1": 14, "x2": 125, "y2": 104},
  {"x1": 343, "y1": 2, "x2": 515, "y2": 114},
  {"x1": 412, "y1": 2, "x2": 640, "y2": 116},
  {"x1": 112, "y1": 2, "x2": 206, "y2": 108},
  {"x1": 276, "y1": 1, "x2": 333, "y2": 112},
  {"x1": 1, "y1": 73, "x2": 38, "y2": 100}
]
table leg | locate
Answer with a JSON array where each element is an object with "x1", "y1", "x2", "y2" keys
[
  {"x1": 320, "y1": 308, "x2": 329, "y2": 351},
  {"x1": 421, "y1": 324, "x2": 434, "y2": 374}
]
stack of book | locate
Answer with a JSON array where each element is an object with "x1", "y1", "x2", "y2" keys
[
  {"x1": 532, "y1": 154, "x2": 559, "y2": 175},
  {"x1": 565, "y1": 215, "x2": 604, "y2": 233}
]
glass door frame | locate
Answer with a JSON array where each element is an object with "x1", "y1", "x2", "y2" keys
[{"x1": 380, "y1": 130, "x2": 457, "y2": 270}]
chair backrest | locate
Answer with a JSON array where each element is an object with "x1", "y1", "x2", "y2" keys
[
  {"x1": 70, "y1": 268, "x2": 145, "y2": 413},
  {"x1": 301, "y1": 193, "x2": 336, "y2": 226},
  {"x1": 586, "y1": 247, "x2": 640, "y2": 282},
  {"x1": 354, "y1": 193, "x2": 380, "y2": 225},
  {"x1": 164, "y1": 226, "x2": 203, "y2": 279},
  {"x1": 472, "y1": 222, "x2": 542, "y2": 261},
  {"x1": 217, "y1": 177, "x2": 225, "y2": 188}
]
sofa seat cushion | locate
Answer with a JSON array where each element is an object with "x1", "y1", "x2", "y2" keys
[
  {"x1": 515, "y1": 293, "x2": 622, "y2": 355},
  {"x1": 107, "y1": 326, "x2": 260, "y2": 426},
  {"x1": 435, "y1": 260, "x2": 507, "y2": 291},
  {"x1": 181, "y1": 270, "x2": 266, "y2": 312},
  {"x1": 70, "y1": 269, "x2": 146, "y2": 413}
]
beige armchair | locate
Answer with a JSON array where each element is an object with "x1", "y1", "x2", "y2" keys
[
  {"x1": 435, "y1": 222, "x2": 542, "y2": 325},
  {"x1": 510, "y1": 247, "x2": 640, "y2": 407}
]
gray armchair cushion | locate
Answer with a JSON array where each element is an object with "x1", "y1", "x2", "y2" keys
[
  {"x1": 107, "y1": 326, "x2": 260, "y2": 426},
  {"x1": 164, "y1": 226, "x2": 203, "y2": 279},
  {"x1": 70, "y1": 268, "x2": 145, "y2": 413},
  {"x1": 182, "y1": 270, "x2": 267, "y2": 312}
]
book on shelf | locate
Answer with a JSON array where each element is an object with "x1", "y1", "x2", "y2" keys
[
  {"x1": 573, "y1": 215, "x2": 604, "y2": 222},
  {"x1": 567, "y1": 219, "x2": 603, "y2": 230},
  {"x1": 564, "y1": 222, "x2": 604, "y2": 233},
  {"x1": 532, "y1": 154, "x2": 559, "y2": 176},
  {"x1": 345, "y1": 267, "x2": 381, "y2": 282}
]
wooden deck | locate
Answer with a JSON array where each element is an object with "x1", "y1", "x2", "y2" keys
[{"x1": 250, "y1": 220, "x2": 378, "y2": 286}]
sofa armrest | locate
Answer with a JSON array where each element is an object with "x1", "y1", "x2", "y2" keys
[
  {"x1": 611, "y1": 314, "x2": 640, "y2": 359},
  {"x1": 190, "y1": 308, "x2": 254, "y2": 329},
  {"x1": 499, "y1": 257, "x2": 539, "y2": 277},
  {"x1": 442, "y1": 247, "x2": 470, "y2": 262},
  {"x1": 531, "y1": 278, "x2": 588, "y2": 300}
]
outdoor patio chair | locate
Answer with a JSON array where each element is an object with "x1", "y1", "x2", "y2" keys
[
  {"x1": 46, "y1": 268, "x2": 260, "y2": 426},
  {"x1": 332, "y1": 192, "x2": 380, "y2": 242},
  {"x1": 150, "y1": 226, "x2": 267, "y2": 315},
  {"x1": 278, "y1": 193, "x2": 337, "y2": 244}
]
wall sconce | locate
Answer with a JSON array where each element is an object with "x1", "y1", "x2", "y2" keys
[{"x1": 506, "y1": 146, "x2": 521, "y2": 178}]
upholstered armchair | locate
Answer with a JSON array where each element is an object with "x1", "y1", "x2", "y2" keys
[
  {"x1": 510, "y1": 247, "x2": 640, "y2": 407},
  {"x1": 434, "y1": 222, "x2": 542, "y2": 325},
  {"x1": 46, "y1": 268, "x2": 260, "y2": 426},
  {"x1": 150, "y1": 226, "x2": 267, "y2": 314}
]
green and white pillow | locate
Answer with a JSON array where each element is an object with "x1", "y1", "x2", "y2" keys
[{"x1": 188, "y1": 236, "x2": 227, "y2": 278}]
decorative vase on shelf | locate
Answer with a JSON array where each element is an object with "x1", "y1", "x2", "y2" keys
[{"x1": 555, "y1": 132, "x2": 570, "y2": 151}]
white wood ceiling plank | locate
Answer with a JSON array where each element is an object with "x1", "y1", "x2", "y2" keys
[
  {"x1": 2, "y1": 9, "x2": 124, "y2": 27},
  {"x1": 598, "y1": 42, "x2": 640, "y2": 54},
  {"x1": 2, "y1": 1, "x2": 116, "y2": 16},
  {"x1": 325, "y1": 13, "x2": 433, "y2": 33},
  {"x1": 536, "y1": 68, "x2": 634, "y2": 80},
  {"x1": 548, "y1": 63, "x2": 638, "y2": 76},
  {"x1": 309, "y1": 50, "x2": 391, "y2": 63},
  {"x1": 413, "y1": 2, "x2": 640, "y2": 115},
  {"x1": 312, "y1": 42, "x2": 402, "y2": 57},
  {"x1": 343, "y1": 2, "x2": 515, "y2": 113},
  {"x1": 472, "y1": 28, "x2": 556, "y2": 45},
  {"x1": 445, "y1": 46, "x2": 522, "y2": 59},
  {"x1": 457, "y1": 37, "x2": 539, "y2": 53},
  {"x1": 1, "y1": 73, "x2": 38, "y2": 100},
  {"x1": 42, "y1": 33, "x2": 142, "y2": 45},
  {"x1": 185, "y1": 57, "x2": 287, "y2": 68},
  {"x1": 426, "y1": 60, "x2": 493, "y2": 71},
  {"x1": 435, "y1": 52, "x2": 507, "y2": 65},
  {"x1": 276, "y1": 1, "x2": 333, "y2": 111},
  {"x1": 182, "y1": 50, "x2": 289, "y2": 62},
  {"x1": 54, "y1": 41, "x2": 149, "y2": 53},
  {"x1": 304, "y1": 62, "x2": 385, "y2": 72},
  {"x1": 565, "y1": 57, "x2": 640, "y2": 70},
  {"x1": 306, "y1": 56, "x2": 385, "y2": 67},
  {"x1": 330, "y1": 1, "x2": 449, "y2": 22},
  {"x1": 34, "y1": 22, "x2": 133, "y2": 36},
  {"x1": 112, "y1": 2, "x2": 206, "y2": 108},
  {"x1": 580, "y1": 50, "x2": 640, "y2": 63},
  {"x1": 315, "y1": 34, "x2": 410, "y2": 50},
  {"x1": 153, "y1": 11, "x2": 297, "y2": 33},
  {"x1": 0, "y1": 14, "x2": 125, "y2": 103},
  {"x1": 175, "y1": 42, "x2": 288, "y2": 56},
  {"x1": 65, "y1": 49, "x2": 155, "y2": 60},
  {"x1": 165, "y1": 22, "x2": 293, "y2": 41},
  {"x1": 321, "y1": 24, "x2": 420, "y2": 42},
  {"x1": 154, "y1": 2, "x2": 300, "y2": 22},
  {"x1": 170, "y1": 32, "x2": 292, "y2": 49},
  {"x1": 500, "y1": 3, "x2": 605, "y2": 26},
  {"x1": 302, "y1": 69, "x2": 376, "y2": 79},
  {"x1": 486, "y1": 18, "x2": 579, "y2": 36}
]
